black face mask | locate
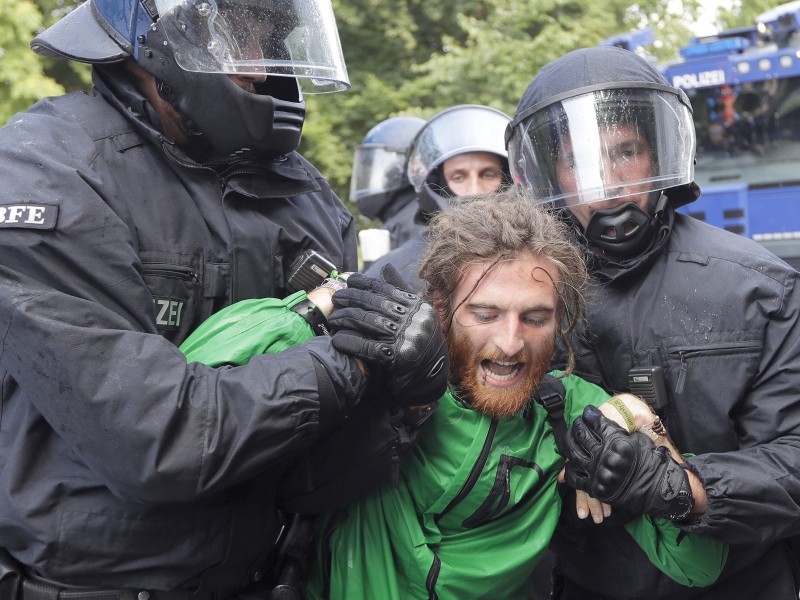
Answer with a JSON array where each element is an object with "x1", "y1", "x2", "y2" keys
[
  {"x1": 583, "y1": 202, "x2": 654, "y2": 259},
  {"x1": 141, "y1": 20, "x2": 306, "y2": 161}
]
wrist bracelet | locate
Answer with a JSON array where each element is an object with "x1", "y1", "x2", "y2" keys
[
  {"x1": 290, "y1": 298, "x2": 331, "y2": 336},
  {"x1": 640, "y1": 416, "x2": 668, "y2": 442},
  {"x1": 320, "y1": 277, "x2": 348, "y2": 292},
  {"x1": 607, "y1": 396, "x2": 636, "y2": 433}
]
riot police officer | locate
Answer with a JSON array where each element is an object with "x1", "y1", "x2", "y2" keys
[
  {"x1": 366, "y1": 104, "x2": 512, "y2": 292},
  {"x1": 0, "y1": 1, "x2": 447, "y2": 598},
  {"x1": 507, "y1": 45, "x2": 800, "y2": 600},
  {"x1": 350, "y1": 116, "x2": 426, "y2": 249}
]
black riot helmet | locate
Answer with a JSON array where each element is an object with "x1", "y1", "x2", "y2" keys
[
  {"x1": 31, "y1": 0, "x2": 350, "y2": 160},
  {"x1": 350, "y1": 116, "x2": 426, "y2": 221},
  {"x1": 407, "y1": 105, "x2": 511, "y2": 220},
  {"x1": 506, "y1": 46, "x2": 697, "y2": 260}
]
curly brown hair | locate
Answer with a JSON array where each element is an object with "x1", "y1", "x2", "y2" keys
[{"x1": 418, "y1": 186, "x2": 588, "y2": 374}]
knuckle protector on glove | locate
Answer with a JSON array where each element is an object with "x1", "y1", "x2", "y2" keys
[
  {"x1": 592, "y1": 436, "x2": 641, "y2": 502},
  {"x1": 565, "y1": 406, "x2": 644, "y2": 501},
  {"x1": 328, "y1": 269, "x2": 448, "y2": 407}
]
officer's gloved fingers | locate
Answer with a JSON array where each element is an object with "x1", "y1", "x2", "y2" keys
[
  {"x1": 581, "y1": 404, "x2": 612, "y2": 434},
  {"x1": 331, "y1": 288, "x2": 413, "y2": 321},
  {"x1": 630, "y1": 430, "x2": 658, "y2": 450},
  {"x1": 343, "y1": 272, "x2": 401, "y2": 298},
  {"x1": 566, "y1": 413, "x2": 604, "y2": 462},
  {"x1": 564, "y1": 461, "x2": 592, "y2": 493},
  {"x1": 582, "y1": 404, "x2": 635, "y2": 446},
  {"x1": 345, "y1": 266, "x2": 419, "y2": 303},
  {"x1": 327, "y1": 307, "x2": 396, "y2": 338},
  {"x1": 331, "y1": 287, "x2": 391, "y2": 311},
  {"x1": 379, "y1": 263, "x2": 415, "y2": 293},
  {"x1": 330, "y1": 330, "x2": 390, "y2": 366}
]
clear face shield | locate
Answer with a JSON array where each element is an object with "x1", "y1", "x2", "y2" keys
[
  {"x1": 507, "y1": 85, "x2": 695, "y2": 209},
  {"x1": 153, "y1": 0, "x2": 349, "y2": 93},
  {"x1": 350, "y1": 144, "x2": 408, "y2": 202},
  {"x1": 407, "y1": 105, "x2": 511, "y2": 192}
]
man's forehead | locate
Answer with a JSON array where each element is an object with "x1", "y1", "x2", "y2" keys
[
  {"x1": 443, "y1": 152, "x2": 503, "y2": 178},
  {"x1": 456, "y1": 253, "x2": 559, "y2": 304}
]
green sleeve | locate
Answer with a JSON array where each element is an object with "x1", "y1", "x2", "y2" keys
[
  {"x1": 625, "y1": 515, "x2": 728, "y2": 587},
  {"x1": 558, "y1": 372, "x2": 612, "y2": 424},
  {"x1": 179, "y1": 290, "x2": 315, "y2": 365}
]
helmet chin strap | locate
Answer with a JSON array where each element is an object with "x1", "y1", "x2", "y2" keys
[{"x1": 583, "y1": 192, "x2": 667, "y2": 259}]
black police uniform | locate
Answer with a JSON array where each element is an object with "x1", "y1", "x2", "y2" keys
[
  {"x1": 551, "y1": 209, "x2": 800, "y2": 599},
  {"x1": 380, "y1": 186, "x2": 424, "y2": 250},
  {"x1": 0, "y1": 65, "x2": 363, "y2": 596}
]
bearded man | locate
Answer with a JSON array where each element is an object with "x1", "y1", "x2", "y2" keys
[{"x1": 302, "y1": 188, "x2": 728, "y2": 600}]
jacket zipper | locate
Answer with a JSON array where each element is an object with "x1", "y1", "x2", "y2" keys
[
  {"x1": 462, "y1": 455, "x2": 541, "y2": 529},
  {"x1": 434, "y1": 418, "x2": 499, "y2": 525},
  {"x1": 426, "y1": 555, "x2": 441, "y2": 600},
  {"x1": 424, "y1": 419, "x2": 498, "y2": 596},
  {"x1": 669, "y1": 340, "x2": 761, "y2": 394},
  {"x1": 141, "y1": 265, "x2": 198, "y2": 283}
]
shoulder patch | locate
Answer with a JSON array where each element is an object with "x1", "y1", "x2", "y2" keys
[{"x1": 0, "y1": 204, "x2": 58, "y2": 229}]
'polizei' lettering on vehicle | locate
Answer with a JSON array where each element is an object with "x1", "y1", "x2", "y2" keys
[{"x1": 671, "y1": 69, "x2": 726, "y2": 90}]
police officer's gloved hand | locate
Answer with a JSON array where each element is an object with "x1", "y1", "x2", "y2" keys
[
  {"x1": 564, "y1": 405, "x2": 693, "y2": 520},
  {"x1": 327, "y1": 264, "x2": 449, "y2": 408}
]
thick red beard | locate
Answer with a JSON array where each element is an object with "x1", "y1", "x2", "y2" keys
[{"x1": 447, "y1": 327, "x2": 555, "y2": 418}]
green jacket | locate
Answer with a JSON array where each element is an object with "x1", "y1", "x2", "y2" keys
[
  {"x1": 305, "y1": 376, "x2": 727, "y2": 600},
  {"x1": 179, "y1": 293, "x2": 728, "y2": 600}
]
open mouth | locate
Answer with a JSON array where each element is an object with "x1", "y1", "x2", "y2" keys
[{"x1": 480, "y1": 359, "x2": 524, "y2": 387}]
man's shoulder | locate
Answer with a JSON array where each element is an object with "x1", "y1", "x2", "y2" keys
[
  {"x1": 556, "y1": 372, "x2": 607, "y2": 396},
  {"x1": 669, "y1": 214, "x2": 796, "y2": 281},
  {"x1": 2, "y1": 90, "x2": 138, "y2": 155}
]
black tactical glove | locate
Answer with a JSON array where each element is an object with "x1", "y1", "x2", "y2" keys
[
  {"x1": 564, "y1": 405, "x2": 694, "y2": 521},
  {"x1": 327, "y1": 264, "x2": 449, "y2": 408}
]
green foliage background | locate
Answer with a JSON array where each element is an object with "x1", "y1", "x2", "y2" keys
[{"x1": 0, "y1": 0, "x2": 785, "y2": 221}]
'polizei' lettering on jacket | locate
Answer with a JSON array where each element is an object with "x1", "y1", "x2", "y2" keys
[{"x1": 153, "y1": 297, "x2": 185, "y2": 330}]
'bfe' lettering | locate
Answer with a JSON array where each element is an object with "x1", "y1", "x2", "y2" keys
[
  {"x1": 0, "y1": 204, "x2": 58, "y2": 229},
  {"x1": 155, "y1": 299, "x2": 185, "y2": 328}
]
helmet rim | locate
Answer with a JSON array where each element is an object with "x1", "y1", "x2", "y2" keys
[{"x1": 30, "y1": 1, "x2": 130, "y2": 64}]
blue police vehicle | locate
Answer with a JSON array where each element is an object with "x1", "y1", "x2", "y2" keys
[{"x1": 605, "y1": 2, "x2": 800, "y2": 267}]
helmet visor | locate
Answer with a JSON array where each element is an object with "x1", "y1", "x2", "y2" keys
[
  {"x1": 507, "y1": 85, "x2": 695, "y2": 207},
  {"x1": 407, "y1": 105, "x2": 510, "y2": 192},
  {"x1": 153, "y1": 0, "x2": 349, "y2": 93},
  {"x1": 350, "y1": 145, "x2": 408, "y2": 202}
]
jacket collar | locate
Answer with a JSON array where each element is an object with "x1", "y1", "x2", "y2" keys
[
  {"x1": 589, "y1": 206, "x2": 675, "y2": 283},
  {"x1": 92, "y1": 65, "x2": 320, "y2": 199}
]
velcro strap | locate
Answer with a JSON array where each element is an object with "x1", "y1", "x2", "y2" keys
[
  {"x1": 533, "y1": 375, "x2": 568, "y2": 456},
  {"x1": 290, "y1": 298, "x2": 330, "y2": 336}
]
